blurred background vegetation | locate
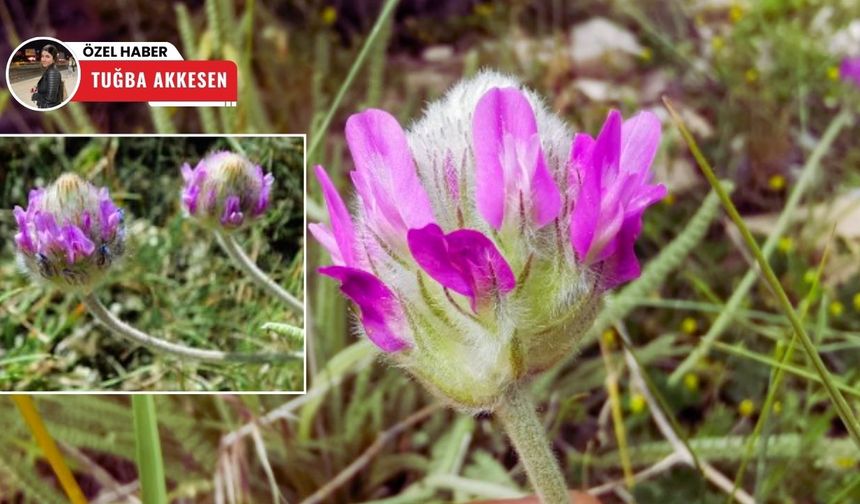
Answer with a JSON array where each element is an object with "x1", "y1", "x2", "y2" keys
[
  {"x1": 2, "y1": 0, "x2": 860, "y2": 502},
  {"x1": 0, "y1": 136, "x2": 306, "y2": 391}
]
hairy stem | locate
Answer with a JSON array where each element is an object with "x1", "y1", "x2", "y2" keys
[
  {"x1": 83, "y1": 293, "x2": 301, "y2": 364},
  {"x1": 496, "y1": 385, "x2": 570, "y2": 504},
  {"x1": 215, "y1": 231, "x2": 304, "y2": 315}
]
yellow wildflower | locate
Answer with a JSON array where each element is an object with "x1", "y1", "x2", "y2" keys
[
  {"x1": 768, "y1": 174, "x2": 785, "y2": 191},
  {"x1": 681, "y1": 317, "x2": 698, "y2": 335},
  {"x1": 738, "y1": 399, "x2": 755, "y2": 417},
  {"x1": 684, "y1": 373, "x2": 700, "y2": 392},
  {"x1": 830, "y1": 301, "x2": 844, "y2": 318},
  {"x1": 629, "y1": 393, "x2": 647, "y2": 414},
  {"x1": 602, "y1": 328, "x2": 617, "y2": 349},
  {"x1": 321, "y1": 6, "x2": 337, "y2": 26}
]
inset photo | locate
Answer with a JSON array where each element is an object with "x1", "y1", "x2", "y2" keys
[
  {"x1": 0, "y1": 135, "x2": 305, "y2": 392},
  {"x1": 5, "y1": 37, "x2": 81, "y2": 111}
]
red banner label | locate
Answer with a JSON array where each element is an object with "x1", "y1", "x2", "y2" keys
[{"x1": 72, "y1": 60, "x2": 238, "y2": 103}]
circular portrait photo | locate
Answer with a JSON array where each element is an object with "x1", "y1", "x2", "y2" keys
[{"x1": 6, "y1": 37, "x2": 80, "y2": 112}]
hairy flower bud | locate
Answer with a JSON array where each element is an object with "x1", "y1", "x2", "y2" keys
[
  {"x1": 13, "y1": 173, "x2": 125, "y2": 291},
  {"x1": 311, "y1": 72, "x2": 665, "y2": 411},
  {"x1": 180, "y1": 151, "x2": 275, "y2": 230}
]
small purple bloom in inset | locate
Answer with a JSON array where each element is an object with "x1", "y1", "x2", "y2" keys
[
  {"x1": 12, "y1": 173, "x2": 126, "y2": 290},
  {"x1": 221, "y1": 195, "x2": 245, "y2": 226},
  {"x1": 180, "y1": 151, "x2": 274, "y2": 230}
]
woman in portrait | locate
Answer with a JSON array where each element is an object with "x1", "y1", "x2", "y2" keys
[{"x1": 30, "y1": 44, "x2": 63, "y2": 109}]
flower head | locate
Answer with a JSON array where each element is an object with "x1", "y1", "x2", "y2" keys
[
  {"x1": 180, "y1": 151, "x2": 275, "y2": 230},
  {"x1": 840, "y1": 57, "x2": 860, "y2": 88},
  {"x1": 13, "y1": 173, "x2": 125, "y2": 290},
  {"x1": 311, "y1": 71, "x2": 665, "y2": 411}
]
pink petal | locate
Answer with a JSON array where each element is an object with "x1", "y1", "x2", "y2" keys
[
  {"x1": 61, "y1": 224, "x2": 95, "y2": 263},
  {"x1": 13, "y1": 206, "x2": 34, "y2": 253},
  {"x1": 620, "y1": 111, "x2": 661, "y2": 177},
  {"x1": 446, "y1": 228, "x2": 516, "y2": 296},
  {"x1": 308, "y1": 223, "x2": 342, "y2": 266},
  {"x1": 180, "y1": 162, "x2": 194, "y2": 182},
  {"x1": 34, "y1": 212, "x2": 60, "y2": 254},
  {"x1": 254, "y1": 171, "x2": 274, "y2": 216},
  {"x1": 599, "y1": 215, "x2": 643, "y2": 289},
  {"x1": 406, "y1": 224, "x2": 473, "y2": 297},
  {"x1": 569, "y1": 133, "x2": 600, "y2": 261},
  {"x1": 529, "y1": 135, "x2": 563, "y2": 227},
  {"x1": 591, "y1": 110, "x2": 622, "y2": 182},
  {"x1": 319, "y1": 266, "x2": 409, "y2": 352},
  {"x1": 567, "y1": 133, "x2": 594, "y2": 199},
  {"x1": 99, "y1": 197, "x2": 122, "y2": 240},
  {"x1": 220, "y1": 195, "x2": 244, "y2": 226},
  {"x1": 314, "y1": 165, "x2": 357, "y2": 267},
  {"x1": 473, "y1": 88, "x2": 533, "y2": 229},
  {"x1": 345, "y1": 109, "x2": 435, "y2": 233},
  {"x1": 472, "y1": 87, "x2": 560, "y2": 230},
  {"x1": 408, "y1": 223, "x2": 515, "y2": 311}
]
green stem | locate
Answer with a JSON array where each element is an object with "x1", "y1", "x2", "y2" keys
[
  {"x1": 729, "y1": 242, "x2": 832, "y2": 503},
  {"x1": 664, "y1": 98, "x2": 860, "y2": 450},
  {"x1": 132, "y1": 395, "x2": 168, "y2": 504},
  {"x1": 307, "y1": 0, "x2": 400, "y2": 163},
  {"x1": 83, "y1": 293, "x2": 301, "y2": 364},
  {"x1": 215, "y1": 231, "x2": 304, "y2": 315},
  {"x1": 496, "y1": 386, "x2": 569, "y2": 504}
]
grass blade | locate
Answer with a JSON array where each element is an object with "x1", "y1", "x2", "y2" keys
[
  {"x1": 669, "y1": 106, "x2": 852, "y2": 384},
  {"x1": 664, "y1": 97, "x2": 860, "y2": 450},
  {"x1": 306, "y1": 0, "x2": 400, "y2": 163},
  {"x1": 11, "y1": 396, "x2": 87, "y2": 504},
  {"x1": 132, "y1": 395, "x2": 168, "y2": 504}
]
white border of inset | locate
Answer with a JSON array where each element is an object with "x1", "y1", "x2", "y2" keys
[
  {"x1": 5, "y1": 36, "x2": 83, "y2": 112},
  {"x1": 0, "y1": 133, "x2": 307, "y2": 396}
]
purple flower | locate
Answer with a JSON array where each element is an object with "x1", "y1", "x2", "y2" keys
[
  {"x1": 12, "y1": 173, "x2": 126, "y2": 289},
  {"x1": 180, "y1": 151, "x2": 275, "y2": 230},
  {"x1": 569, "y1": 110, "x2": 666, "y2": 289},
  {"x1": 310, "y1": 72, "x2": 665, "y2": 410},
  {"x1": 840, "y1": 57, "x2": 860, "y2": 87},
  {"x1": 313, "y1": 107, "x2": 515, "y2": 354}
]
